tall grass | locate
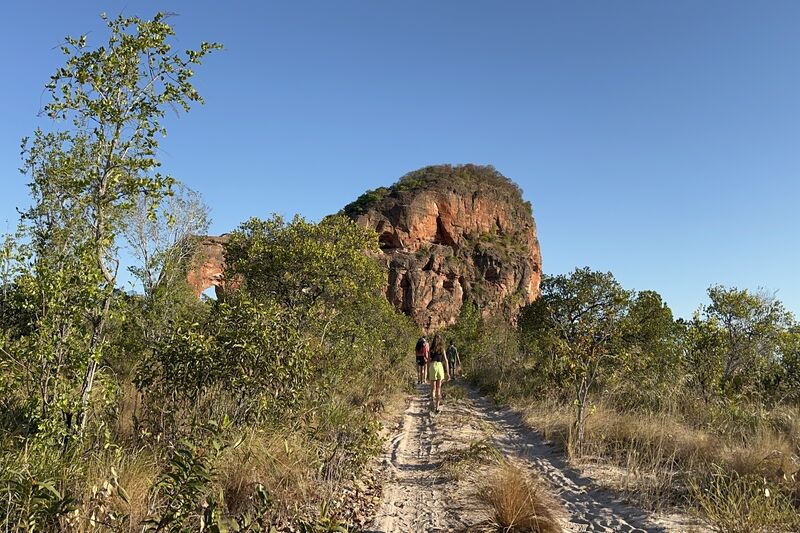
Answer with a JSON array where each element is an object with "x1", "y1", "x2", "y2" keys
[
  {"x1": 462, "y1": 330, "x2": 800, "y2": 530},
  {"x1": 518, "y1": 401, "x2": 800, "y2": 508},
  {"x1": 689, "y1": 466, "x2": 800, "y2": 533},
  {"x1": 0, "y1": 361, "x2": 412, "y2": 532}
]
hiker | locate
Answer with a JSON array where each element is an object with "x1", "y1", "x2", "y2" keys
[
  {"x1": 415, "y1": 336, "x2": 429, "y2": 384},
  {"x1": 428, "y1": 333, "x2": 450, "y2": 412},
  {"x1": 447, "y1": 340, "x2": 461, "y2": 379}
]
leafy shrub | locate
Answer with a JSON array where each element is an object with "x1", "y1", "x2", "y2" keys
[
  {"x1": 0, "y1": 472, "x2": 77, "y2": 531},
  {"x1": 143, "y1": 421, "x2": 229, "y2": 532},
  {"x1": 341, "y1": 187, "x2": 391, "y2": 217},
  {"x1": 137, "y1": 297, "x2": 311, "y2": 438},
  {"x1": 341, "y1": 164, "x2": 532, "y2": 219}
]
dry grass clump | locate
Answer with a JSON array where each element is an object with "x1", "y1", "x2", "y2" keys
[
  {"x1": 477, "y1": 462, "x2": 562, "y2": 533},
  {"x1": 516, "y1": 400, "x2": 572, "y2": 449},
  {"x1": 216, "y1": 429, "x2": 322, "y2": 520},
  {"x1": 437, "y1": 439, "x2": 501, "y2": 481},
  {"x1": 521, "y1": 400, "x2": 797, "y2": 476},
  {"x1": 103, "y1": 452, "x2": 157, "y2": 526},
  {"x1": 519, "y1": 401, "x2": 716, "y2": 463},
  {"x1": 89, "y1": 433, "x2": 316, "y2": 529},
  {"x1": 689, "y1": 466, "x2": 800, "y2": 533},
  {"x1": 78, "y1": 448, "x2": 158, "y2": 529},
  {"x1": 444, "y1": 381, "x2": 468, "y2": 402}
]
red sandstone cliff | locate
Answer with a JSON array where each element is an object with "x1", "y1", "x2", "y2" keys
[
  {"x1": 343, "y1": 164, "x2": 541, "y2": 331},
  {"x1": 187, "y1": 165, "x2": 541, "y2": 331}
]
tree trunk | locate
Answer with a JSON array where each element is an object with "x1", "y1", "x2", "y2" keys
[
  {"x1": 574, "y1": 378, "x2": 589, "y2": 457},
  {"x1": 76, "y1": 293, "x2": 112, "y2": 436}
]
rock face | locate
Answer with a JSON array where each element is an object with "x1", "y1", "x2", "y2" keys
[
  {"x1": 185, "y1": 165, "x2": 542, "y2": 331},
  {"x1": 343, "y1": 164, "x2": 541, "y2": 332},
  {"x1": 186, "y1": 235, "x2": 229, "y2": 297}
]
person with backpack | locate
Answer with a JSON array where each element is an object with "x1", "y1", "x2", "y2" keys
[
  {"x1": 428, "y1": 333, "x2": 450, "y2": 412},
  {"x1": 415, "y1": 336, "x2": 429, "y2": 384},
  {"x1": 447, "y1": 340, "x2": 461, "y2": 379}
]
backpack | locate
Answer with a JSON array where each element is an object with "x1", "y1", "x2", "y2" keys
[{"x1": 415, "y1": 337, "x2": 426, "y2": 355}]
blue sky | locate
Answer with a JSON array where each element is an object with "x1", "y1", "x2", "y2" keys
[{"x1": 1, "y1": 1, "x2": 799, "y2": 318}]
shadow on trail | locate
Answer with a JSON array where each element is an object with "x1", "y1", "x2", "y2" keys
[{"x1": 466, "y1": 386, "x2": 668, "y2": 533}]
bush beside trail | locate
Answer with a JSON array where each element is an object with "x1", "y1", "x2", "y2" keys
[{"x1": 1, "y1": 212, "x2": 418, "y2": 531}]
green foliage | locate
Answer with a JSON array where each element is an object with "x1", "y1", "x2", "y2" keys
[
  {"x1": 461, "y1": 271, "x2": 800, "y2": 519},
  {"x1": 340, "y1": 186, "x2": 391, "y2": 216},
  {"x1": 779, "y1": 326, "x2": 800, "y2": 402},
  {"x1": 0, "y1": 472, "x2": 78, "y2": 532},
  {"x1": 393, "y1": 164, "x2": 525, "y2": 203},
  {"x1": 683, "y1": 312, "x2": 727, "y2": 405},
  {"x1": 8, "y1": 10, "x2": 220, "y2": 442},
  {"x1": 679, "y1": 286, "x2": 793, "y2": 410},
  {"x1": 123, "y1": 183, "x2": 212, "y2": 350},
  {"x1": 226, "y1": 215, "x2": 384, "y2": 310},
  {"x1": 521, "y1": 268, "x2": 631, "y2": 456},
  {"x1": 138, "y1": 296, "x2": 310, "y2": 433},
  {"x1": 133, "y1": 212, "x2": 415, "y2": 527},
  {"x1": 705, "y1": 286, "x2": 791, "y2": 399},
  {"x1": 143, "y1": 421, "x2": 228, "y2": 532},
  {"x1": 447, "y1": 302, "x2": 482, "y2": 357},
  {"x1": 0, "y1": 12, "x2": 419, "y2": 532},
  {"x1": 610, "y1": 290, "x2": 685, "y2": 411}
]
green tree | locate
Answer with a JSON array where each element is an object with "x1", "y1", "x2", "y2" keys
[
  {"x1": 446, "y1": 302, "x2": 482, "y2": 363},
  {"x1": 521, "y1": 268, "x2": 631, "y2": 456},
  {"x1": 17, "y1": 12, "x2": 220, "y2": 439},
  {"x1": 124, "y1": 184, "x2": 210, "y2": 302},
  {"x1": 225, "y1": 214, "x2": 384, "y2": 310},
  {"x1": 123, "y1": 183, "x2": 211, "y2": 347},
  {"x1": 683, "y1": 313, "x2": 726, "y2": 405},
  {"x1": 778, "y1": 325, "x2": 800, "y2": 403},
  {"x1": 137, "y1": 296, "x2": 308, "y2": 435},
  {"x1": 224, "y1": 213, "x2": 397, "y2": 394},
  {"x1": 614, "y1": 290, "x2": 683, "y2": 411},
  {"x1": 703, "y1": 286, "x2": 791, "y2": 398},
  {"x1": 138, "y1": 214, "x2": 415, "y2": 436}
]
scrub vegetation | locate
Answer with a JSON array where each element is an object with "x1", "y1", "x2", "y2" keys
[
  {"x1": 0, "y1": 13, "x2": 416, "y2": 531},
  {"x1": 452, "y1": 269, "x2": 800, "y2": 532},
  {"x1": 3, "y1": 10, "x2": 800, "y2": 533},
  {"x1": 341, "y1": 163, "x2": 529, "y2": 218}
]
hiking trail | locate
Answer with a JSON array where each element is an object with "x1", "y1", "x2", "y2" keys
[{"x1": 366, "y1": 383, "x2": 707, "y2": 533}]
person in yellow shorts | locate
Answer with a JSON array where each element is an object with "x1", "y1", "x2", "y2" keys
[{"x1": 428, "y1": 333, "x2": 450, "y2": 412}]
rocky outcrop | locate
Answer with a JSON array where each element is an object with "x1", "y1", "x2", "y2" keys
[
  {"x1": 186, "y1": 235, "x2": 229, "y2": 297},
  {"x1": 185, "y1": 165, "x2": 541, "y2": 330},
  {"x1": 343, "y1": 164, "x2": 541, "y2": 332}
]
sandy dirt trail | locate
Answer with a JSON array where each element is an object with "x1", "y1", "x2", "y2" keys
[{"x1": 367, "y1": 383, "x2": 705, "y2": 533}]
